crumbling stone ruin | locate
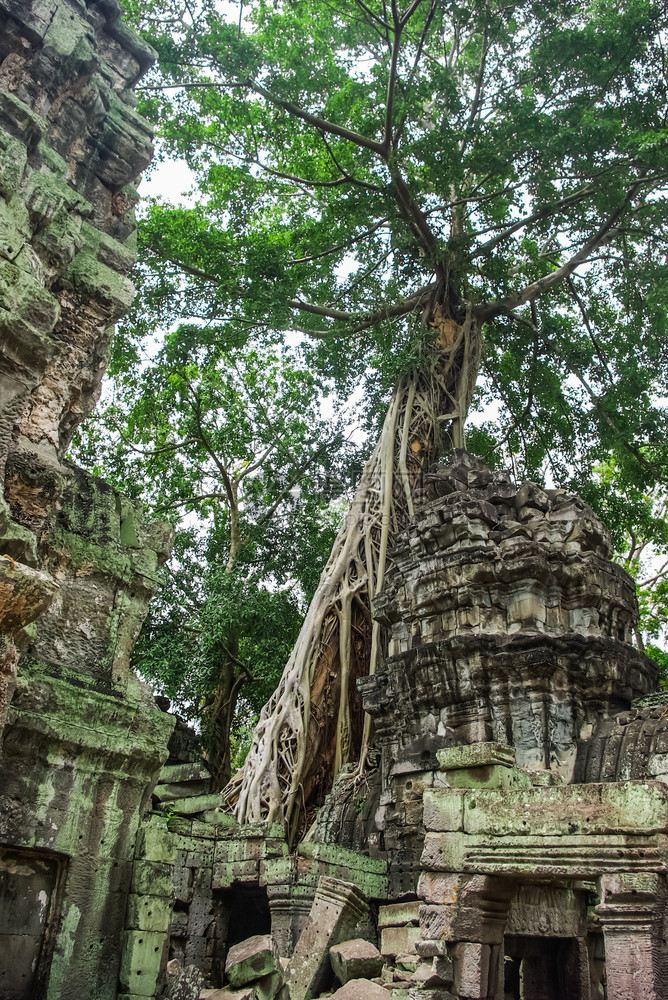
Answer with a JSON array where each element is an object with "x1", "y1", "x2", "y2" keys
[{"x1": 1, "y1": 2, "x2": 668, "y2": 999}]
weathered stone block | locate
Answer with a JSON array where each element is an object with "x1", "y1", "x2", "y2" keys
[
  {"x1": 226, "y1": 934, "x2": 281, "y2": 988},
  {"x1": 331, "y1": 980, "x2": 389, "y2": 999},
  {"x1": 421, "y1": 832, "x2": 467, "y2": 873},
  {"x1": 119, "y1": 930, "x2": 166, "y2": 996},
  {"x1": 135, "y1": 816, "x2": 178, "y2": 864},
  {"x1": 461, "y1": 781, "x2": 668, "y2": 837},
  {"x1": 212, "y1": 859, "x2": 260, "y2": 888},
  {"x1": 422, "y1": 790, "x2": 465, "y2": 833},
  {"x1": 378, "y1": 900, "x2": 421, "y2": 927},
  {"x1": 254, "y1": 969, "x2": 286, "y2": 1000},
  {"x1": 126, "y1": 894, "x2": 172, "y2": 933},
  {"x1": 160, "y1": 762, "x2": 211, "y2": 783},
  {"x1": 437, "y1": 743, "x2": 515, "y2": 771},
  {"x1": 167, "y1": 793, "x2": 222, "y2": 816},
  {"x1": 330, "y1": 938, "x2": 383, "y2": 984},
  {"x1": 286, "y1": 877, "x2": 369, "y2": 1000},
  {"x1": 164, "y1": 964, "x2": 205, "y2": 999},
  {"x1": 417, "y1": 872, "x2": 460, "y2": 905},
  {"x1": 452, "y1": 941, "x2": 490, "y2": 998},
  {"x1": 154, "y1": 779, "x2": 211, "y2": 802},
  {"x1": 445, "y1": 764, "x2": 531, "y2": 790},
  {"x1": 380, "y1": 926, "x2": 422, "y2": 958},
  {"x1": 130, "y1": 861, "x2": 173, "y2": 897}
]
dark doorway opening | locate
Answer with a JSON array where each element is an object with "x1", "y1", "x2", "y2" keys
[
  {"x1": 504, "y1": 934, "x2": 589, "y2": 1000},
  {"x1": 0, "y1": 845, "x2": 66, "y2": 1000},
  {"x1": 225, "y1": 884, "x2": 271, "y2": 948}
]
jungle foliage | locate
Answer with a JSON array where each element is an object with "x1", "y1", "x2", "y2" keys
[{"x1": 87, "y1": 0, "x2": 668, "y2": 813}]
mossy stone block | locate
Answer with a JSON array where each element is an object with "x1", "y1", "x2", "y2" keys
[
  {"x1": 130, "y1": 861, "x2": 173, "y2": 897},
  {"x1": 126, "y1": 894, "x2": 172, "y2": 933},
  {"x1": 135, "y1": 817, "x2": 178, "y2": 864},
  {"x1": 119, "y1": 930, "x2": 166, "y2": 996}
]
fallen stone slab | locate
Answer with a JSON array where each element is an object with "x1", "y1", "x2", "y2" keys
[
  {"x1": 160, "y1": 762, "x2": 211, "y2": 783},
  {"x1": 167, "y1": 793, "x2": 223, "y2": 815},
  {"x1": 330, "y1": 979, "x2": 389, "y2": 999},
  {"x1": 254, "y1": 969, "x2": 286, "y2": 1000},
  {"x1": 286, "y1": 877, "x2": 369, "y2": 1000},
  {"x1": 226, "y1": 934, "x2": 281, "y2": 988},
  {"x1": 330, "y1": 939, "x2": 383, "y2": 984},
  {"x1": 153, "y1": 779, "x2": 212, "y2": 802}
]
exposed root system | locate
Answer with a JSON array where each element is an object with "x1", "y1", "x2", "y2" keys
[{"x1": 224, "y1": 309, "x2": 481, "y2": 838}]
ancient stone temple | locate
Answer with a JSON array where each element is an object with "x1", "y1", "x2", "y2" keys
[
  {"x1": 1, "y1": 1, "x2": 668, "y2": 999},
  {"x1": 0, "y1": 0, "x2": 175, "y2": 996}
]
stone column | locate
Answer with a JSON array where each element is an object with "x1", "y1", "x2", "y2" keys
[
  {"x1": 284, "y1": 876, "x2": 369, "y2": 1000},
  {"x1": 418, "y1": 873, "x2": 514, "y2": 1000},
  {"x1": 596, "y1": 873, "x2": 667, "y2": 1000}
]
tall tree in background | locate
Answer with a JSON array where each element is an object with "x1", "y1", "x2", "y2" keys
[
  {"x1": 120, "y1": 0, "x2": 668, "y2": 835},
  {"x1": 76, "y1": 325, "x2": 350, "y2": 786}
]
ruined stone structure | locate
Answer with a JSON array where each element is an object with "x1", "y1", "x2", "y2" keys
[
  {"x1": 0, "y1": 1, "x2": 175, "y2": 996},
  {"x1": 1, "y1": 1, "x2": 668, "y2": 998}
]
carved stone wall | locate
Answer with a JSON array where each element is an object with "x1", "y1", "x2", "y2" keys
[
  {"x1": 0, "y1": 0, "x2": 154, "y2": 724},
  {"x1": 368, "y1": 451, "x2": 654, "y2": 779},
  {"x1": 0, "y1": 2, "x2": 179, "y2": 998},
  {"x1": 314, "y1": 452, "x2": 655, "y2": 897}
]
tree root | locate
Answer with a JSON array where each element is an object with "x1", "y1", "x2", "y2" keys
[{"x1": 224, "y1": 308, "x2": 481, "y2": 836}]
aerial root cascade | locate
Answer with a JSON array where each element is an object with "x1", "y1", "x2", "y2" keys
[{"x1": 226, "y1": 311, "x2": 481, "y2": 836}]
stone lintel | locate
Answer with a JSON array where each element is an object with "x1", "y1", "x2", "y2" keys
[
  {"x1": 421, "y1": 831, "x2": 668, "y2": 881},
  {"x1": 437, "y1": 742, "x2": 515, "y2": 772},
  {"x1": 424, "y1": 781, "x2": 668, "y2": 837}
]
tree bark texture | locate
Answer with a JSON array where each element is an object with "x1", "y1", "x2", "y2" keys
[{"x1": 225, "y1": 306, "x2": 481, "y2": 839}]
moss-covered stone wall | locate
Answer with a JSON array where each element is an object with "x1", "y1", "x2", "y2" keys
[{"x1": 0, "y1": 2, "x2": 178, "y2": 997}]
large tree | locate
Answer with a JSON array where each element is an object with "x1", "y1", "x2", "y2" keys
[
  {"x1": 125, "y1": 0, "x2": 668, "y2": 835},
  {"x1": 75, "y1": 323, "x2": 350, "y2": 786}
]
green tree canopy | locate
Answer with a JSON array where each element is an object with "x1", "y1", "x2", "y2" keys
[
  {"x1": 110, "y1": 0, "x2": 668, "y2": 830},
  {"x1": 132, "y1": 0, "x2": 668, "y2": 489},
  {"x1": 76, "y1": 322, "x2": 353, "y2": 784}
]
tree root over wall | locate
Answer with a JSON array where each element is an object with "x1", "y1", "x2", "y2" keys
[{"x1": 225, "y1": 308, "x2": 481, "y2": 841}]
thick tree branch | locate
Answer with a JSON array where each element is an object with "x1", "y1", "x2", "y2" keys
[
  {"x1": 290, "y1": 218, "x2": 391, "y2": 264},
  {"x1": 478, "y1": 185, "x2": 641, "y2": 321},
  {"x1": 245, "y1": 78, "x2": 386, "y2": 157},
  {"x1": 288, "y1": 281, "x2": 435, "y2": 335},
  {"x1": 472, "y1": 186, "x2": 593, "y2": 258}
]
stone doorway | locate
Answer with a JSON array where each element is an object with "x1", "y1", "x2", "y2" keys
[
  {"x1": 0, "y1": 846, "x2": 65, "y2": 1000},
  {"x1": 225, "y1": 885, "x2": 271, "y2": 948},
  {"x1": 503, "y1": 935, "x2": 594, "y2": 1000}
]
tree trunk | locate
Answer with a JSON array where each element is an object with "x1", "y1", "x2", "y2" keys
[
  {"x1": 209, "y1": 632, "x2": 245, "y2": 789},
  {"x1": 225, "y1": 305, "x2": 482, "y2": 839}
]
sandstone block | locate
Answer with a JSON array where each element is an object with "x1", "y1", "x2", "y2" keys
[
  {"x1": 167, "y1": 792, "x2": 222, "y2": 815},
  {"x1": 415, "y1": 940, "x2": 447, "y2": 959},
  {"x1": 331, "y1": 979, "x2": 389, "y2": 1000},
  {"x1": 285, "y1": 876, "x2": 369, "y2": 1000},
  {"x1": 422, "y1": 790, "x2": 465, "y2": 833},
  {"x1": 378, "y1": 900, "x2": 420, "y2": 926},
  {"x1": 380, "y1": 926, "x2": 421, "y2": 958},
  {"x1": 134, "y1": 817, "x2": 178, "y2": 864},
  {"x1": 126, "y1": 893, "x2": 172, "y2": 932},
  {"x1": 437, "y1": 743, "x2": 515, "y2": 772},
  {"x1": 164, "y1": 964, "x2": 204, "y2": 999},
  {"x1": 158, "y1": 762, "x2": 211, "y2": 784},
  {"x1": 254, "y1": 969, "x2": 286, "y2": 1000},
  {"x1": 130, "y1": 861, "x2": 173, "y2": 897},
  {"x1": 330, "y1": 938, "x2": 383, "y2": 983},
  {"x1": 201, "y1": 992, "x2": 254, "y2": 1000},
  {"x1": 153, "y1": 779, "x2": 211, "y2": 802},
  {"x1": 119, "y1": 930, "x2": 166, "y2": 996},
  {"x1": 226, "y1": 934, "x2": 281, "y2": 988},
  {"x1": 452, "y1": 941, "x2": 490, "y2": 998}
]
